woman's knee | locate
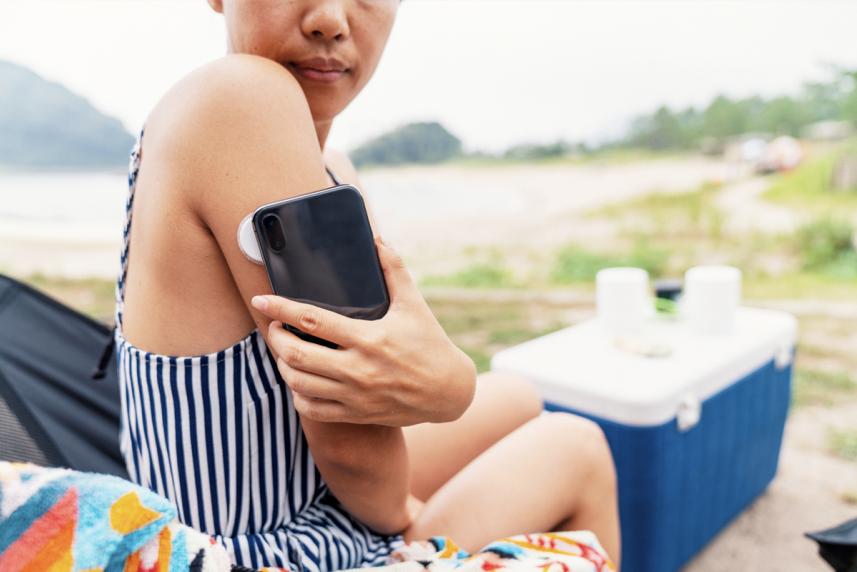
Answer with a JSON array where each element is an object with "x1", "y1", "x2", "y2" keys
[{"x1": 535, "y1": 412, "x2": 617, "y2": 486}]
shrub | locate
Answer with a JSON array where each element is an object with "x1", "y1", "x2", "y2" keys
[{"x1": 796, "y1": 217, "x2": 857, "y2": 277}]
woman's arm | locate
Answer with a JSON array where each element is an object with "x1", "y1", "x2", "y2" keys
[
  {"x1": 302, "y1": 419, "x2": 412, "y2": 534},
  {"x1": 140, "y1": 53, "x2": 412, "y2": 532}
]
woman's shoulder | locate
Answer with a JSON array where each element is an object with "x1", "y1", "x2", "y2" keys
[
  {"x1": 151, "y1": 53, "x2": 308, "y2": 121},
  {"x1": 141, "y1": 54, "x2": 315, "y2": 166}
]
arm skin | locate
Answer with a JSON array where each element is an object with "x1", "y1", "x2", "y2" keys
[{"x1": 140, "y1": 53, "x2": 412, "y2": 534}]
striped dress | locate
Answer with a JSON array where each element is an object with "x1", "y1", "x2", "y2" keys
[{"x1": 114, "y1": 127, "x2": 406, "y2": 571}]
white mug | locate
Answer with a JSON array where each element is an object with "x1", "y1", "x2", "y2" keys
[
  {"x1": 682, "y1": 265, "x2": 742, "y2": 334},
  {"x1": 596, "y1": 267, "x2": 652, "y2": 335}
]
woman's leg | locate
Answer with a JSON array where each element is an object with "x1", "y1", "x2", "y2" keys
[
  {"x1": 403, "y1": 412, "x2": 621, "y2": 568},
  {"x1": 402, "y1": 371, "x2": 543, "y2": 501}
]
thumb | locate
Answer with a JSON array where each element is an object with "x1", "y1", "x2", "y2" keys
[{"x1": 375, "y1": 235, "x2": 415, "y2": 304}]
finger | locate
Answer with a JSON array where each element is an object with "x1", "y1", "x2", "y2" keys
[
  {"x1": 252, "y1": 294, "x2": 364, "y2": 347},
  {"x1": 276, "y1": 358, "x2": 348, "y2": 402},
  {"x1": 267, "y1": 321, "x2": 352, "y2": 381},
  {"x1": 374, "y1": 235, "x2": 416, "y2": 304},
  {"x1": 292, "y1": 391, "x2": 349, "y2": 423}
]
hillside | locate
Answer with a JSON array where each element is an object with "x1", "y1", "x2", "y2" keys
[{"x1": 0, "y1": 60, "x2": 134, "y2": 169}]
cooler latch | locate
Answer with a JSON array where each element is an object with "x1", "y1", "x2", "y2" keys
[
  {"x1": 677, "y1": 394, "x2": 701, "y2": 432},
  {"x1": 775, "y1": 344, "x2": 794, "y2": 370}
]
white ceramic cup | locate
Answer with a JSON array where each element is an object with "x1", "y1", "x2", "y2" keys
[
  {"x1": 682, "y1": 265, "x2": 742, "y2": 334},
  {"x1": 596, "y1": 267, "x2": 652, "y2": 335}
]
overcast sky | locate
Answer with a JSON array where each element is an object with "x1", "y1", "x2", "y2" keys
[{"x1": 3, "y1": 0, "x2": 857, "y2": 152}]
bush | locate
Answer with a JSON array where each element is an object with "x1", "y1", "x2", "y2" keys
[{"x1": 796, "y1": 217, "x2": 857, "y2": 277}]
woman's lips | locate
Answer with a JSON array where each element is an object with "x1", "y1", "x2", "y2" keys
[{"x1": 288, "y1": 61, "x2": 349, "y2": 83}]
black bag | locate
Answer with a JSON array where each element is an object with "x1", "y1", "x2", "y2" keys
[
  {"x1": 0, "y1": 273, "x2": 126, "y2": 477},
  {"x1": 807, "y1": 517, "x2": 857, "y2": 572}
]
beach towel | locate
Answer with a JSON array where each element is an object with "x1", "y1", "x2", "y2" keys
[
  {"x1": 351, "y1": 532, "x2": 615, "y2": 572},
  {"x1": 0, "y1": 461, "x2": 614, "y2": 572},
  {"x1": 0, "y1": 461, "x2": 233, "y2": 571}
]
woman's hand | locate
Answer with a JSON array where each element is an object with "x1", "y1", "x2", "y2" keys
[{"x1": 250, "y1": 235, "x2": 477, "y2": 427}]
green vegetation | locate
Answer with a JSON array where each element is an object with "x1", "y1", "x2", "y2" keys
[
  {"x1": 743, "y1": 273, "x2": 857, "y2": 300},
  {"x1": 0, "y1": 60, "x2": 134, "y2": 169},
  {"x1": 487, "y1": 323, "x2": 565, "y2": 345},
  {"x1": 350, "y1": 69, "x2": 856, "y2": 167},
  {"x1": 350, "y1": 121, "x2": 462, "y2": 167},
  {"x1": 550, "y1": 242, "x2": 669, "y2": 283},
  {"x1": 429, "y1": 297, "x2": 572, "y2": 374},
  {"x1": 594, "y1": 181, "x2": 725, "y2": 241},
  {"x1": 20, "y1": 273, "x2": 116, "y2": 322},
  {"x1": 422, "y1": 260, "x2": 518, "y2": 289},
  {"x1": 619, "y1": 68, "x2": 857, "y2": 151},
  {"x1": 792, "y1": 369, "x2": 857, "y2": 408},
  {"x1": 501, "y1": 140, "x2": 581, "y2": 162},
  {"x1": 795, "y1": 217, "x2": 857, "y2": 278},
  {"x1": 829, "y1": 428, "x2": 857, "y2": 462},
  {"x1": 765, "y1": 141, "x2": 857, "y2": 211}
]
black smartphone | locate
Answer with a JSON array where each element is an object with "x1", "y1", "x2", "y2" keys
[{"x1": 251, "y1": 184, "x2": 390, "y2": 348}]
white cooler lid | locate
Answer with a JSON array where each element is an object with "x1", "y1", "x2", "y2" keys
[{"x1": 490, "y1": 306, "x2": 798, "y2": 427}]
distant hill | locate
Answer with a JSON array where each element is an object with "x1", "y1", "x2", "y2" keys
[
  {"x1": 350, "y1": 121, "x2": 462, "y2": 167},
  {"x1": 0, "y1": 60, "x2": 134, "y2": 169}
]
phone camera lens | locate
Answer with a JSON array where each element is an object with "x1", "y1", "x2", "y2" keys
[{"x1": 262, "y1": 214, "x2": 286, "y2": 252}]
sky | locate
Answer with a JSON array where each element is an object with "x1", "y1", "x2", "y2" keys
[{"x1": 2, "y1": 0, "x2": 857, "y2": 153}]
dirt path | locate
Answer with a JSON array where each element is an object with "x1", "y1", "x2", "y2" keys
[{"x1": 714, "y1": 176, "x2": 803, "y2": 235}]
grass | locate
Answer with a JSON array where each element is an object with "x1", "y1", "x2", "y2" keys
[
  {"x1": 421, "y1": 260, "x2": 519, "y2": 289},
  {"x1": 744, "y1": 272, "x2": 857, "y2": 300},
  {"x1": 421, "y1": 242, "x2": 672, "y2": 289},
  {"x1": 487, "y1": 323, "x2": 565, "y2": 345},
  {"x1": 20, "y1": 272, "x2": 116, "y2": 322},
  {"x1": 428, "y1": 297, "x2": 575, "y2": 374},
  {"x1": 593, "y1": 181, "x2": 726, "y2": 241},
  {"x1": 828, "y1": 428, "x2": 857, "y2": 462},
  {"x1": 549, "y1": 241, "x2": 670, "y2": 283},
  {"x1": 792, "y1": 368, "x2": 857, "y2": 408},
  {"x1": 765, "y1": 140, "x2": 857, "y2": 214},
  {"x1": 794, "y1": 216, "x2": 857, "y2": 279}
]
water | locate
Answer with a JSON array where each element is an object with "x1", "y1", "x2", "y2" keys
[
  {"x1": 0, "y1": 171, "x2": 128, "y2": 243},
  {"x1": 0, "y1": 158, "x2": 744, "y2": 279}
]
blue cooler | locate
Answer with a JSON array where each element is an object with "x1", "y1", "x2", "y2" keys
[{"x1": 490, "y1": 306, "x2": 797, "y2": 572}]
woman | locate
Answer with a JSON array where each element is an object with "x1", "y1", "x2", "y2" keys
[{"x1": 114, "y1": 1, "x2": 620, "y2": 570}]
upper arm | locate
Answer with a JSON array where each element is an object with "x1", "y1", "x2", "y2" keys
[
  {"x1": 141, "y1": 54, "x2": 330, "y2": 345},
  {"x1": 322, "y1": 147, "x2": 383, "y2": 237}
]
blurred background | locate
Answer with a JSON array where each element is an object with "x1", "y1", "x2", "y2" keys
[{"x1": 1, "y1": 1, "x2": 856, "y2": 569}]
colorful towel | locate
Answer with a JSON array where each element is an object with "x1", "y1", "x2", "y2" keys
[
  {"x1": 0, "y1": 461, "x2": 231, "y2": 571},
  {"x1": 353, "y1": 533, "x2": 615, "y2": 572},
  {"x1": 0, "y1": 462, "x2": 614, "y2": 572}
]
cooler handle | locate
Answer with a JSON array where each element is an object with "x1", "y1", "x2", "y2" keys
[{"x1": 677, "y1": 394, "x2": 701, "y2": 432}]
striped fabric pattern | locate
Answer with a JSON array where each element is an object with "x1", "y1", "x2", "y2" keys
[{"x1": 113, "y1": 127, "x2": 406, "y2": 571}]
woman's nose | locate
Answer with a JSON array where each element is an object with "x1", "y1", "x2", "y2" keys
[{"x1": 302, "y1": 2, "x2": 350, "y2": 42}]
